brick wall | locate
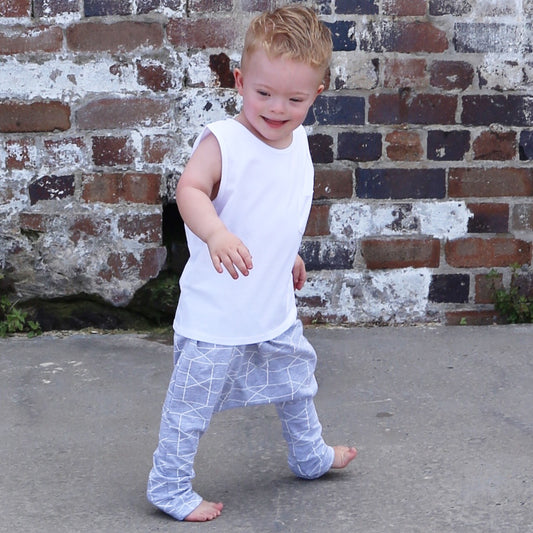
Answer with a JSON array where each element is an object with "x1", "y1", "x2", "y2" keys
[{"x1": 0, "y1": 0, "x2": 532, "y2": 324}]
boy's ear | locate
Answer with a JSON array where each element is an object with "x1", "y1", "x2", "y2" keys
[
  {"x1": 316, "y1": 84, "x2": 325, "y2": 96},
  {"x1": 234, "y1": 68, "x2": 244, "y2": 94}
]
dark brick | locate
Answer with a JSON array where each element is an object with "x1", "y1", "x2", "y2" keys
[
  {"x1": 309, "y1": 134, "x2": 333, "y2": 164},
  {"x1": 314, "y1": 169, "x2": 353, "y2": 200},
  {"x1": 33, "y1": 0, "x2": 78, "y2": 16},
  {"x1": 467, "y1": 203, "x2": 509, "y2": 234},
  {"x1": 449, "y1": 168, "x2": 533, "y2": 198},
  {"x1": 454, "y1": 23, "x2": 521, "y2": 54},
  {"x1": 92, "y1": 136, "x2": 134, "y2": 167},
  {"x1": 136, "y1": 0, "x2": 182, "y2": 13},
  {"x1": 357, "y1": 168, "x2": 446, "y2": 199},
  {"x1": 361, "y1": 21, "x2": 448, "y2": 53},
  {"x1": 338, "y1": 132, "x2": 382, "y2": 162},
  {"x1": 369, "y1": 93, "x2": 456, "y2": 125},
  {"x1": 427, "y1": 130, "x2": 470, "y2": 161},
  {"x1": 462, "y1": 96, "x2": 533, "y2": 126},
  {"x1": 29, "y1": 175, "x2": 75, "y2": 205},
  {"x1": 519, "y1": 131, "x2": 533, "y2": 160},
  {"x1": 336, "y1": 0, "x2": 378, "y2": 13},
  {"x1": 84, "y1": 0, "x2": 131, "y2": 17},
  {"x1": 430, "y1": 60, "x2": 474, "y2": 91},
  {"x1": 361, "y1": 237, "x2": 440, "y2": 269},
  {"x1": 300, "y1": 240, "x2": 355, "y2": 271},
  {"x1": 323, "y1": 21, "x2": 356, "y2": 51},
  {"x1": 473, "y1": 130, "x2": 517, "y2": 161},
  {"x1": 429, "y1": 0, "x2": 472, "y2": 16},
  {"x1": 313, "y1": 96, "x2": 365, "y2": 125},
  {"x1": 429, "y1": 274, "x2": 469, "y2": 303},
  {"x1": 209, "y1": 53, "x2": 235, "y2": 88}
]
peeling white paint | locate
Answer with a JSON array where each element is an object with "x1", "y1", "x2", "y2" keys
[
  {"x1": 329, "y1": 201, "x2": 472, "y2": 240},
  {"x1": 299, "y1": 269, "x2": 432, "y2": 324}
]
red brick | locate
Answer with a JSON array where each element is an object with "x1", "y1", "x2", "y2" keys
[
  {"x1": 136, "y1": 60, "x2": 174, "y2": 92},
  {"x1": 142, "y1": 135, "x2": 173, "y2": 164},
  {"x1": 66, "y1": 21, "x2": 163, "y2": 53},
  {"x1": 19, "y1": 212, "x2": 47, "y2": 232},
  {"x1": 122, "y1": 173, "x2": 160, "y2": 204},
  {"x1": 305, "y1": 205, "x2": 330, "y2": 237},
  {"x1": 0, "y1": 101, "x2": 70, "y2": 133},
  {"x1": 430, "y1": 61, "x2": 474, "y2": 91},
  {"x1": 382, "y1": 0, "x2": 426, "y2": 15},
  {"x1": 76, "y1": 97, "x2": 171, "y2": 130},
  {"x1": 0, "y1": 25, "x2": 62, "y2": 54},
  {"x1": 445, "y1": 310, "x2": 503, "y2": 326},
  {"x1": 92, "y1": 136, "x2": 135, "y2": 167},
  {"x1": 361, "y1": 237, "x2": 440, "y2": 269},
  {"x1": 383, "y1": 58, "x2": 428, "y2": 89},
  {"x1": 361, "y1": 20, "x2": 448, "y2": 53},
  {"x1": 167, "y1": 18, "x2": 238, "y2": 49},
  {"x1": 313, "y1": 168, "x2": 353, "y2": 200},
  {"x1": 475, "y1": 272, "x2": 503, "y2": 304},
  {"x1": 473, "y1": 130, "x2": 517, "y2": 160},
  {"x1": 449, "y1": 168, "x2": 533, "y2": 197},
  {"x1": 82, "y1": 172, "x2": 160, "y2": 204},
  {"x1": 5, "y1": 138, "x2": 35, "y2": 170},
  {"x1": 139, "y1": 246, "x2": 167, "y2": 280},
  {"x1": 445, "y1": 237, "x2": 531, "y2": 267},
  {"x1": 118, "y1": 213, "x2": 162, "y2": 243},
  {"x1": 385, "y1": 130, "x2": 423, "y2": 161},
  {"x1": 369, "y1": 93, "x2": 456, "y2": 125},
  {"x1": 511, "y1": 204, "x2": 533, "y2": 232},
  {"x1": 0, "y1": 0, "x2": 31, "y2": 17}
]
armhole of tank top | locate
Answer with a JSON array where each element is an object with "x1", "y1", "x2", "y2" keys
[{"x1": 207, "y1": 125, "x2": 227, "y2": 204}]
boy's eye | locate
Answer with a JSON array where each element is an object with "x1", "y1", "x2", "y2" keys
[
  {"x1": 290, "y1": 98, "x2": 303, "y2": 103},
  {"x1": 258, "y1": 90, "x2": 269, "y2": 96}
]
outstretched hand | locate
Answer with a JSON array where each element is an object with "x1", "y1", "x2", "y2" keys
[{"x1": 206, "y1": 228, "x2": 253, "y2": 279}]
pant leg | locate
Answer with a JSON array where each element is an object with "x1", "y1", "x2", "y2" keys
[
  {"x1": 276, "y1": 397, "x2": 334, "y2": 480},
  {"x1": 147, "y1": 337, "x2": 233, "y2": 520}
]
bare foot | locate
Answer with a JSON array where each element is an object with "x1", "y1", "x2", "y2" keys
[
  {"x1": 184, "y1": 500, "x2": 224, "y2": 522},
  {"x1": 331, "y1": 445, "x2": 357, "y2": 469}
]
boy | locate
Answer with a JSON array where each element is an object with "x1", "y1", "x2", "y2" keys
[{"x1": 147, "y1": 6, "x2": 356, "y2": 522}]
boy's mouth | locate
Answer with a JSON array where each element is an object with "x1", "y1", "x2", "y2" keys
[{"x1": 263, "y1": 117, "x2": 288, "y2": 128}]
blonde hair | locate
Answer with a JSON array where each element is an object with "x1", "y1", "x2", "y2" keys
[{"x1": 241, "y1": 6, "x2": 332, "y2": 75}]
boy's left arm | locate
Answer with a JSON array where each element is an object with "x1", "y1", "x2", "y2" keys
[{"x1": 292, "y1": 254, "x2": 307, "y2": 290}]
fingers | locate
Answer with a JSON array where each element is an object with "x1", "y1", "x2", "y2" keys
[{"x1": 210, "y1": 243, "x2": 253, "y2": 279}]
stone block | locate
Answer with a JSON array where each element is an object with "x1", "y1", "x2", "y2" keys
[{"x1": 429, "y1": 274, "x2": 470, "y2": 303}]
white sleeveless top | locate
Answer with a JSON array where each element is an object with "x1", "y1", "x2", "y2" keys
[{"x1": 173, "y1": 119, "x2": 314, "y2": 345}]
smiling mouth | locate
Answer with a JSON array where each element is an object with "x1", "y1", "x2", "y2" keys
[{"x1": 263, "y1": 117, "x2": 287, "y2": 128}]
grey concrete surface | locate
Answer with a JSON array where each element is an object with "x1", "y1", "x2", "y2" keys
[{"x1": 1, "y1": 325, "x2": 532, "y2": 533}]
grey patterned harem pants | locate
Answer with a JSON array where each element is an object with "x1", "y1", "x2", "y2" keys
[{"x1": 147, "y1": 320, "x2": 334, "y2": 520}]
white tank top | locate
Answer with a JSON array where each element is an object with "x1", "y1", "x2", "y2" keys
[{"x1": 173, "y1": 119, "x2": 314, "y2": 345}]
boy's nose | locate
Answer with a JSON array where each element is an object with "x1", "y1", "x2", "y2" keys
[{"x1": 270, "y1": 98, "x2": 287, "y2": 114}]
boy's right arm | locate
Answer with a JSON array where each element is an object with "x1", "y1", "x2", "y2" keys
[{"x1": 176, "y1": 132, "x2": 253, "y2": 279}]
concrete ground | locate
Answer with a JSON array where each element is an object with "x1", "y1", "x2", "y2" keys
[{"x1": 1, "y1": 324, "x2": 532, "y2": 533}]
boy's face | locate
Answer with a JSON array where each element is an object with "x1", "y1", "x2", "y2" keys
[{"x1": 234, "y1": 49, "x2": 324, "y2": 149}]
